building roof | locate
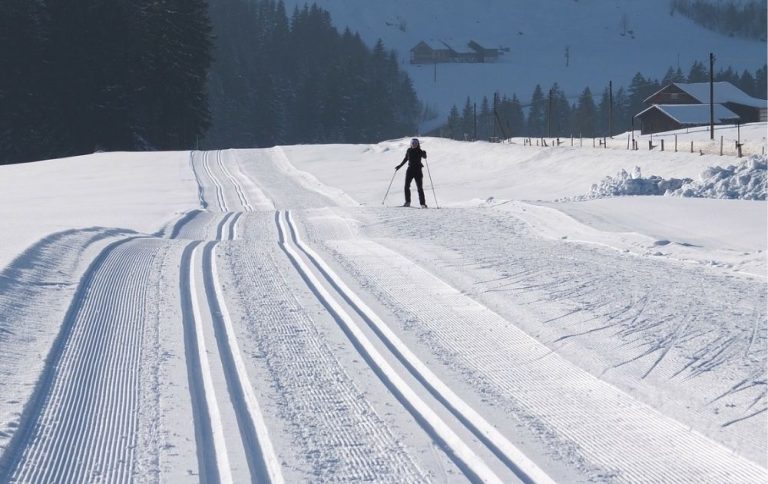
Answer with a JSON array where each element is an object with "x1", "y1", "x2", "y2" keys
[
  {"x1": 636, "y1": 104, "x2": 740, "y2": 125},
  {"x1": 644, "y1": 82, "x2": 767, "y2": 108},
  {"x1": 411, "y1": 40, "x2": 449, "y2": 51}
]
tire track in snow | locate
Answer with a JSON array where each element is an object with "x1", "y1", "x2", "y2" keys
[
  {"x1": 180, "y1": 214, "x2": 283, "y2": 483},
  {"x1": 0, "y1": 237, "x2": 160, "y2": 483},
  {"x1": 277, "y1": 210, "x2": 526, "y2": 484}
]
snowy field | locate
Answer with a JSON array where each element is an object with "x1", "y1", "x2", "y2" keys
[{"x1": 0, "y1": 139, "x2": 765, "y2": 482}]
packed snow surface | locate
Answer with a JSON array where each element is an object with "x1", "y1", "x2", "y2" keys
[{"x1": 0, "y1": 138, "x2": 765, "y2": 482}]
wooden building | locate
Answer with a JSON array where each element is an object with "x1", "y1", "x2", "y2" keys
[
  {"x1": 410, "y1": 40, "x2": 502, "y2": 64},
  {"x1": 635, "y1": 104, "x2": 740, "y2": 134},
  {"x1": 636, "y1": 82, "x2": 767, "y2": 134}
]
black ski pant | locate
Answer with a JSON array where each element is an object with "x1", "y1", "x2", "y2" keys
[{"x1": 404, "y1": 168, "x2": 425, "y2": 205}]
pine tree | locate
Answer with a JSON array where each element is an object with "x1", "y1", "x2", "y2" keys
[
  {"x1": 446, "y1": 105, "x2": 462, "y2": 140},
  {"x1": 688, "y1": 61, "x2": 708, "y2": 83},
  {"x1": 0, "y1": 0, "x2": 47, "y2": 163},
  {"x1": 755, "y1": 65, "x2": 767, "y2": 98},
  {"x1": 461, "y1": 98, "x2": 474, "y2": 139},
  {"x1": 527, "y1": 85, "x2": 546, "y2": 137},
  {"x1": 139, "y1": 0, "x2": 213, "y2": 150},
  {"x1": 575, "y1": 87, "x2": 597, "y2": 137},
  {"x1": 507, "y1": 95, "x2": 525, "y2": 138}
]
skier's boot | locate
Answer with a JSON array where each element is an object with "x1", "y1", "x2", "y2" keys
[
  {"x1": 420, "y1": 204, "x2": 428, "y2": 209},
  {"x1": 402, "y1": 202, "x2": 410, "y2": 207}
]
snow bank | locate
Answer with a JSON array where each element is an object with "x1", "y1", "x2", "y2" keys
[
  {"x1": 572, "y1": 156, "x2": 766, "y2": 201},
  {"x1": 669, "y1": 156, "x2": 766, "y2": 200},
  {"x1": 572, "y1": 166, "x2": 691, "y2": 200}
]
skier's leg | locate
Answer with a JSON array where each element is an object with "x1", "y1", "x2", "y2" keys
[
  {"x1": 404, "y1": 171, "x2": 413, "y2": 205},
  {"x1": 415, "y1": 172, "x2": 426, "y2": 206}
]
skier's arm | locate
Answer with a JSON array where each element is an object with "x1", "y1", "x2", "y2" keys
[{"x1": 395, "y1": 152, "x2": 408, "y2": 170}]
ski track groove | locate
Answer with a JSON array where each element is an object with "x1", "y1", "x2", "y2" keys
[
  {"x1": 284, "y1": 210, "x2": 555, "y2": 484},
  {"x1": 231, "y1": 213, "x2": 426, "y2": 482},
  {"x1": 216, "y1": 150, "x2": 253, "y2": 212},
  {"x1": 319, "y1": 234, "x2": 767, "y2": 483},
  {"x1": 203, "y1": 240, "x2": 284, "y2": 483},
  {"x1": 277, "y1": 210, "x2": 512, "y2": 484},
  {"x1": 5, "y1": 238, "x2": 162, "y2": 484},
  {"x1": 201, "y1": 151, "x2": 228, "y2": 212},
  {"x1": 178, "y1": 211, "x2": 283, "y2": 483}
]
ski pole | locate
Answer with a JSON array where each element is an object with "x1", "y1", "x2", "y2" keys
[
  {"x1": 424, "y1": 158, "x2": 439, "y2": 209},
  {"x1": 382, "y1": 169, "x2": 398, "y2": 205}
]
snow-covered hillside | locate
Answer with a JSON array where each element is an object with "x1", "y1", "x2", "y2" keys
[
  {"x1": 282, "y1": 0, "x2": 767, "y2": 122},
  {"x1": 0, "y1": 140, "x2": 765, "y2": 482}
]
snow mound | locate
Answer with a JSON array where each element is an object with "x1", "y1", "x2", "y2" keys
[
  {"x1": 668, "y1": 156, "x2": 767, "y2": 201},
  {"x1": 570, "y1": 166, "x2": 690, "y2": 201},
  {"x1": 569, "y1": 156, "x2": 767, "y2": 201}
]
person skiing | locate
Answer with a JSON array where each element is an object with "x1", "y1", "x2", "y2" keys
[{"x1": 395, "y1": 138, "x2": 428, "y2": 208}]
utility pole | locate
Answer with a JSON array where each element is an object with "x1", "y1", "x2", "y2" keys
[
  {"x1": 709, "y1": 52, "x2": 715, "y2": 140},
  {"x1": 608, "y1": 81, "x2": 614, "y2": 138},
  {"x1": 548, "y1": 88, "x2": 553, "y2": 138}
]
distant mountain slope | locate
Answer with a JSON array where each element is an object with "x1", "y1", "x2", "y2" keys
[{"x1": 283, "y1": 0, "x2": 767, "y2": 127}]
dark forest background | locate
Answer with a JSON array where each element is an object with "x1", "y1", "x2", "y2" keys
[
  {"x1": 203, "y1": 1, "x2": 420, "y2": 149},
  {"x1": 670, "y1": 0, "x2": 767, "y2": 41},
  {"x1": 2, "y1": 0, "x2": 766, "y2": 163},
  {"x1": 0, "y1": 0, "x2": 420, "y2": 164},
  {"x1": 441, "y1": 62, "x2": 768, "y2": 141}
]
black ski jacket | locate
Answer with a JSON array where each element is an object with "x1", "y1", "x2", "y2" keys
[{"x1": 397, "y1": 147, "x2": 427, "y2": 171}]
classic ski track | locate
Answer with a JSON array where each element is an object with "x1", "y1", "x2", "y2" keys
[
  {"x1": 3, "y1": 237, "x2": 161, "y2": 483},
  {"x1": 216, "y1": 150, "x2": 253, "y2": 212},
  {"x1": 284, "y1": 211, "x2": 555, "y2": 484},
  {"x1": 190, "y1": 152, "x2": 208, "y2": 209},
  {"x1": 228, "y1": 214, "x2": 428, "y2": 482},
  {"x1": 318, "y1": 233, "x2": 768, "y2": 483},
  {"x1": 277, "y1": 210, "x2": 512, "y2": 484},
  {"x1": 201, "y1": 151, "x2": 228, "y2": 212},
  {"x1": 180, "y1": 213, "x2": 282, "y2": 483}
]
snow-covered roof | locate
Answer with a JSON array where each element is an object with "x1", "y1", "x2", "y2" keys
[
  {"x1": 637, "y1": 104, "x2": 740, "y2": 125},
  {"x1": 645, "y1": 82, "x2": 767, "y2": 108},
  {"x1": 412, "y1": 40, "x2": 450, "y2": 51}
]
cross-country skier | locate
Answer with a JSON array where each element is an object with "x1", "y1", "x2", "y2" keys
[{"x1": 395, "y1": 138, "x2": 428, "y2": 208}]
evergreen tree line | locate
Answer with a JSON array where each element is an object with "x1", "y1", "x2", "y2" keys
[
  {"x1": 204, "y1": 0, "x2": 421, "y2": 148},
  {"x1": 0, "y1": 0, "x2": 213, "y2": 164},
  {"x1": 442, "y1": 62, "x2": 767, "y2": 141},
  {"x1": 670, "y1": 0, "x2": 767, "y2": 41}
]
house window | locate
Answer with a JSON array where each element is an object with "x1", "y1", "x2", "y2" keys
[{"x1": 670, "y1": 93, "x2": 679, "y2": 100}]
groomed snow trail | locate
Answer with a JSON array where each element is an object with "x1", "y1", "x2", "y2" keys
[
  {"x1": 279, "y1": 209, "x2": 553, "y2": 484},
  {"x1": 310, "y1": 229, "x2": 766, "y2": 483},
  {"x1": 3, "y1": 147, "x2": 764, "y2": 482},
  {"x1": 1, "y1": 237, "x2": 161, "y2": 483}
]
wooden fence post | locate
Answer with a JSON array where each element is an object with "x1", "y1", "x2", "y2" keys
[
  {"x1": 661, "y1": 139, "x2": 664, "y2": 151},
  {"x1": 690, "y1": 141, "x2": 694, "y2": 153},
  {"x1": 720, "y1": 136, "x2": 723, "y2": 156},
  {"x1": 674, "y1": 135, "x2": 677, "y2": 152}
]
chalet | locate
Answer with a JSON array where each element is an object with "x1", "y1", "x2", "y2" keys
[
  {"x1": 410, "y1": 40, "x2": 453, "y2": 64},
  {"x1": 410, "y1": 40, "x2": 503, "y2": 64},
  {"x1": 636, "y1": 82, "x2": 767, "y2": 134}
]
